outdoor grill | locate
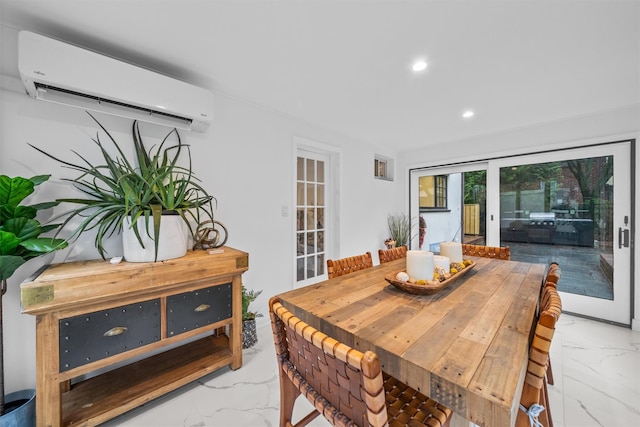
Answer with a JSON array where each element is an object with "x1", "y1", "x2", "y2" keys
[
  {"x1": 527, "y1": 212, "x2": 556, "y2": 244},
  {"x1": 529, "y1": 212, "x2": 556, "y2": 226}
]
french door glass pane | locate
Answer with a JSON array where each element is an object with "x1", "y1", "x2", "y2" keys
[{"x1": 296, "y1": 156, "x2": 326, "y2": 282}]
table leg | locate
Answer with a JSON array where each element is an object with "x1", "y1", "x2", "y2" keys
[
  {"x1": 230, "y1": 276, "x2": 243, "y2": 370},
  {"x1": 35, "y1": 314, "x2": 62, "y2": 427},
  {"x1": 451, "y1": 412, "x2": 478, "y2": 427}
]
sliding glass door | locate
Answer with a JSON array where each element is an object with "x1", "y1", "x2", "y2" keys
[
  {"x1": 411, "y1": 141, "x2": 633, "y2": 325},
  {"x1": 487, "y1": 142, "x2": 632, "y2": 324},
  {"x1": 409, "y1": 163, "x2": 488, "y2": 251}
]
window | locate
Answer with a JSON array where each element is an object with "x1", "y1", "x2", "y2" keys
[
  {"x1": 374, "y1": 154, "x2": 394, "y2": 181},
  {"x1": 419, "y1": 175, "x2": 448, "y2": 210}
]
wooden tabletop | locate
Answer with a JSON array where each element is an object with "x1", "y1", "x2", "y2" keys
[{"x1": 277, "y1": 256, "x2": 545, "y2": 427}]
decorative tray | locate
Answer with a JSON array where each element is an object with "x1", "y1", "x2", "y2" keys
[{"x1": 385, "y1": 261, "x2": 476, "y2": 295}]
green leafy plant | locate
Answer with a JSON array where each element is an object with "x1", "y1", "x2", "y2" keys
[
  {"x1": 0, "y1": 174, "x2": 67, "y2": 415},
  {"x1": 30, "y1": 113, "x2": 215, "y2": 261},
  {"x1": 0, "y1": 175, "x2": 68, "y2": 280},
  {"x1": 242, "y1": 285, "x2": 263, "y2": 321},
  {"x1": 387, "y1": 213, "x2": 412, "y2": 247}
]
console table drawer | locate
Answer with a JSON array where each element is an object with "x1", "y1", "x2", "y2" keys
[
  {"x1": 59, "y1": 299, "x2": 161, "y2": 371},
  {"x1": 166, "y1": 283, "x2": 232, "y2": 336}
]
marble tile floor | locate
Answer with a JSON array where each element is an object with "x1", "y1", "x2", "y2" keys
[{"x1": 102, "y1": 314, "x2": 640, "y2": 427}]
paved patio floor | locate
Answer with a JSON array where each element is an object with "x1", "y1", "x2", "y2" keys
[
  {"x1": 464, "y1": 236, "x2": 614, "y2": 300},
  {"x1": 508, "y1": 242, "x2": 613, "y2": 300}
]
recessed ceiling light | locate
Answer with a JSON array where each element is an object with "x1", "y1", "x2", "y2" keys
[
  {"x1": 412, "y1": 60, "x2": 428, "y2": 72},
  {"x1": 462, "y1": 110, "x2": 475, "y2": 118}
]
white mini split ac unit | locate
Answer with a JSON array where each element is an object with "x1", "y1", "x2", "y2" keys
[{"x1": 18, "y1": 31, "x2": 213, "y2": 132}]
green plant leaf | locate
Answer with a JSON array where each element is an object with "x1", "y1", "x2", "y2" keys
[
  {"x1": 3, "y1": 218, "x2": 43, "y2": 241},
  {"x1": 0, "y1": 230, "x2": 21, "y2": 255},
  {"x1": 0, "y1": 255, "x2": 26, "y2": 281},
  {"x1": 20, "y1": 237, "x2": 68, "y2": 254},
  {"x1": 241, "y1": 286, "x2": 263, "y2": 321},
  {"x1": 0, "y1": 175, "x2": 35, "y2": 208}
]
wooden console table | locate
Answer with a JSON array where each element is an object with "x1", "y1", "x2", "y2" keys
[{"x1": 21, "y1": 247, "x2": 249, "y2": 427}]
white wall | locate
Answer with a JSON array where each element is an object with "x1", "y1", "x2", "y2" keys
[
  {"x1": 398, "y1": 105, "x2": 640, "y2": 330},
  {"x1": 0, "y1": 72, "x2": 399, "y2": 394}
]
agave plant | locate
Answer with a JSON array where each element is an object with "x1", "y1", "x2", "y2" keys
[
  {"x1": 30, "y1": 113, "x2": 215, "y2": 261},
  {"x1": 0, "y1": 174, "x2": 67, "y2": 414}
]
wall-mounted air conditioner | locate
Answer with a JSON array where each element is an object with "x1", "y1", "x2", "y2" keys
[{"x1": 18, "y1": 31, "x2": 213, "y2": 132}]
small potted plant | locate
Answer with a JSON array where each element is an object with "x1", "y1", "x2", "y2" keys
[
  {"x1": 241, "y1": 286, "x2": 262, "y2": 349},
  {"x1": 387, "y1": 213, "x2": 412, "y2": 248},
  {"x1": 30, "y1": 113, "x2": 215, "y2": 262},
  {"x1": 0, "y1": 175, "x2": 68, "y2": 424}
]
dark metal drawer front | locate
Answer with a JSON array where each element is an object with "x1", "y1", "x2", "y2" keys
[
  {"x1": 59, "y1": 299, "x2": 161, "y2": 371},
  {"x1": 166, "y1": 283, "x2": 232, "y2": 337}
]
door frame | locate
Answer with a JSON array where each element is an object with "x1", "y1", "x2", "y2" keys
[{"x1": 293, "y1": 136, "x2": 340, "y2": 288}]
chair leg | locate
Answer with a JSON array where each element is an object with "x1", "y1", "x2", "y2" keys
[
  {"x1": 542, "y1": 379, "x2": 553, "y2": 427},
  {"x1": 278, "y1": 371, "x2": 301, "y2": 427},
  {"x1": 546, "y1": 359, "x2": 555, "y2": 385}
]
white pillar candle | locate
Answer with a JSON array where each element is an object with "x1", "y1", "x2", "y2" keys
[
  {"x1": 440, "y1": 242, "x2": 463, "y2": 263},
  {"x1": 406, "y1": 250, "x2": 435, "y2": 281},
  {"x1": 434, "y1": 255, "x2": 450, "y2": 271}
]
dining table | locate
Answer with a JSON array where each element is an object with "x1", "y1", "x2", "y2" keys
[{"x1": 276, "y1": 256, "x2": 546, "y2": 427}]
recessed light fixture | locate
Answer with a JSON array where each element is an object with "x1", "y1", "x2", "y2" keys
[
  {"x1": 412, "y1": 60, "x2": 428, "y2": 72},
  {"x1": 462, "y1": 110, "x2": 475, "y2": 119}
]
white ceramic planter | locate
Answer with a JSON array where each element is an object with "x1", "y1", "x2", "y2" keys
[{"x1": 122, "y1": 214, "x2": 188, "y2": 262}]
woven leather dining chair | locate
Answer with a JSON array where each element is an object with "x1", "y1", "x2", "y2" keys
[
  {"x1": 461, "y1": 244, "x2": 511, "y2": 260},
  {"x1": 327, "y1": 252, "x2": 374, "y2": 279},
  {"x1": 540, "y1": 262, "x2": 561, "y2": 385},
  {"x1": 378, "y1": 246, "x2": 408, "y2": 264},
  {"x1": 544, "y1": 262, "x2": 561, "y2": 288},
  {"x1": 516, "y1": 286, "x2": 562, "y2": 427},
  {"x1": 269, "y1": 297, "x2": 452, "y2": 427}
]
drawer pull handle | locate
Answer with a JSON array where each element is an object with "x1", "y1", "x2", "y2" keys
[
  {"x1": 103, "y1": 327, "x2": 128, "y2": 337},
  {"x1": 195, "y1": 304, "x2": 211, "y2": 312}
]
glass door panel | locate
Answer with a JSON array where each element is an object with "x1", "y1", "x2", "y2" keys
[
  {"x1": 410, "y1": 163, "x2": 488, "y2": 251},
  {"x1": 489, "y1": 142, "x2": 632, "y2": 324}
]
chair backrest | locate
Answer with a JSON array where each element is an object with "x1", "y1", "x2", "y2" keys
[
  {"x1": 327, "y1": 252, "x2": 374, "y2": 279},
  {"x1": 269, "y1": 297, "x2": 388, "y2": 427},
  {"x1": 461, "y1": 244, "x2": 510, "y2": 260},
  {"x1": 378, "y1": 246, "x2": 407, "y2": 264},
  {"x1": 517, "y1": 287, "x2": 562, "y2": 426},
  {"x1": 544, "y1": 262, "x2": 561, "y2": 288}
]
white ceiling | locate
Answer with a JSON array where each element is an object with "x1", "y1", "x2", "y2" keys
[{"x1": 1, "y1": 0, "x2": 638, "y2": 150}]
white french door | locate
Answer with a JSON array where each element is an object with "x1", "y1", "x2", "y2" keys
[{"x1": 295, "y1": 141, "x2": 339, "y2": 288}]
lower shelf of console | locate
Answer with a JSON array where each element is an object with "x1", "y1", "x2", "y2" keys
[{"x1": 62, "y1": 334, "x2": 233, "y2": 426}]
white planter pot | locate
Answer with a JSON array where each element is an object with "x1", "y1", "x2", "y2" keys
[{"x1": 122, "y1": 214, "x2": 188, "y2": 262}]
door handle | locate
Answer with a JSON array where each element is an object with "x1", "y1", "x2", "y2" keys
[{"x1": 618, "y1": 227, "x2": 630, "y2": 248}]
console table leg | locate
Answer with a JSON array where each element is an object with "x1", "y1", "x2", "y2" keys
[
  {"x1": 36, "y1": 314, "x2": 62, "y2": 427},
  {"x1": 230, "y1": 276, "x2": 243, "y2": 370}
]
